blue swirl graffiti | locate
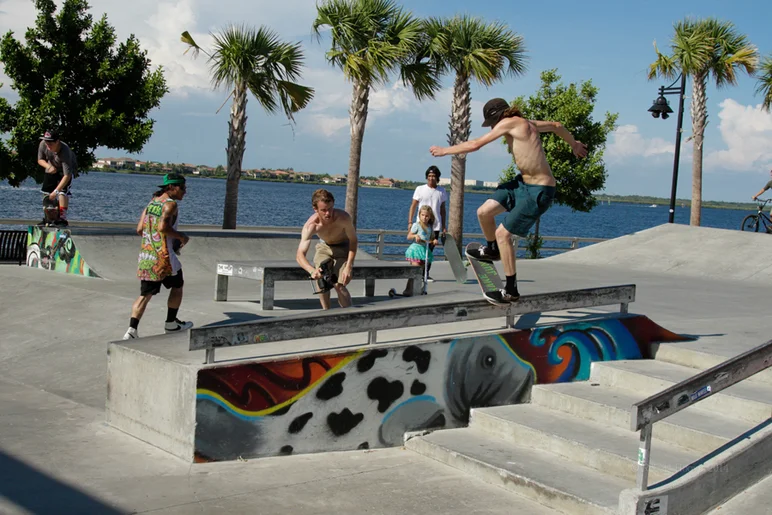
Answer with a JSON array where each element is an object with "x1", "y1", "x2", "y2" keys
[{"x1": 531, "y1": 320, "x2": 644, "y2": 381}]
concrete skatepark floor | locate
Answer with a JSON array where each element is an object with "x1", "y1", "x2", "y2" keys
[{"x1": 1, "y1": 224, "x2": 771, "y2": 514}]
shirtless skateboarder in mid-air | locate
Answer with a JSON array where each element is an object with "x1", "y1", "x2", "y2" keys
[
  {"x1": 430, "y1": 98, "x2": 587, "y2": 305},
  {"x1": 296, "y1": 189, "x2": 358, "y2": 310}
]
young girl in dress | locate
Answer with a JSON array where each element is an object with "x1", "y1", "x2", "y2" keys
[{"x1": 402, "y1": 205, "x2": 438, "y2": 295}]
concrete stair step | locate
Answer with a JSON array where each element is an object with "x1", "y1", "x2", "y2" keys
[
  {"x1": 471, "y1": 403, "x2": 702, "y2": 484},
  {"x1": 405, "y1": 427, "x2": 631, "y2": 515},
  {"x1": 530, "y1": 382, "x2": 757, "y2": 455},
  {"x1": 707, "y1": 473, "x2": 772, "y2": 514},
  {"x1": 591, "y1": 360, "x2": 772, "y2": 424},
  {"x1": 652, "y1": 343, "x2": 772, "y2": 386}
]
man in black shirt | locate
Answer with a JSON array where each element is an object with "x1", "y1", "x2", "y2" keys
[{"x1": 37, "y1": 129, "x2": 77, "y2": 226}]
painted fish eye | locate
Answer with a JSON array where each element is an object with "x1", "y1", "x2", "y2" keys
[{"x1": 479, "y1": 349, "x2": 496, "y2": 369}]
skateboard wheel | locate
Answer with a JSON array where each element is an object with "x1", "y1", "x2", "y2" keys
[{"x1": 388, "y1": 288, "x2": 396, "y2": 298}]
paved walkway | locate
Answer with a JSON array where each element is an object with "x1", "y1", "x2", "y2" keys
[{"x1": 1, "y1": 224, "x2": 770, "y2": 514}]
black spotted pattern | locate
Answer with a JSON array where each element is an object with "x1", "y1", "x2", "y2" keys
[
  {"x1": 402, "y1": 346, "x2": 431, "y2": 373},
  {"x1": 358, "y1": 442, "x2": 370, "y2": 450},
  {"x1": 410, "y1": 380, "x2": 426, "y2": 395},
  {"x1": 316, "y1": 372, "x2": 346, "y2": 400},
  {"x1": 280, "y1": 445, "x2": 293, "y2": 455},
  {"x1": 327, "y1": 409, "x2": 364, "y2": 436},
  {"x1": 367, "y1": 377, "x2": 404, "y2": 413},
  {"x1": 288, "y1": 412, "x2": 313, "y2": 434},
  {"x1": 357, "y1": 349, "x2": 388, "y2": 373}
]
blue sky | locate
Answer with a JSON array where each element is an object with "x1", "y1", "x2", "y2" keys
[{"x1": 2, "y1": 0, "x2": 771, "y2": 202}]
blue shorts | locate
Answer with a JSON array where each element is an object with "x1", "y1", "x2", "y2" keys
[{"x1": 491, "y1": 176, "x2": 555, "y2": 237}]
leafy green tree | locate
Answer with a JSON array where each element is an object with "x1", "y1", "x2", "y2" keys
[
  {"x1": 421, "y1": 15, "x2": 527, "y2": 251},
  {"x1": 0, "y1": 0, "x2": 167, "y2": 186},
  {"x1": 757, "y1": 54, "x2": 772, "y2": 111},
  {"x1": 649, "y1": 18, "x2": 758, "y2": 226},
  {"x1": 313, "y1": 0, "x2": 439, "y2": 226},
  {"x1": 182, "y1": 26, "x2": 314, "y2": 229},
  {"x1": 499, "y1": 69, "x2": 618, "y2": 250}
]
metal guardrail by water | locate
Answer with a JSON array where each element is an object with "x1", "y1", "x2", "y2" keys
[
  {"x1": 0, "y1": 219, "x2": 607, "y2": 260},
  {"x1": 190, "y1": 284, "x2": 636, "y2": 364},
  {"x1": 630, "y1": 339, "x2": 772, "y2": 491}
]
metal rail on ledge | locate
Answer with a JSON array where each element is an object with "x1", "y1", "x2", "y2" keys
[{"x1": 190, "y1": 284, "x2": 636, "y2": 364}]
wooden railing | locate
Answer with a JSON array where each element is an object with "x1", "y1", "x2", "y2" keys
[{"x1": 630, "y1": 339, "x2": 772, "y2": 490}]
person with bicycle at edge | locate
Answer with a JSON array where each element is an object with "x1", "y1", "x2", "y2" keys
[
  {"x1": 751, "y1": 169, "x2": 772, "y2": 233},
  {"x1": 37, "y1": 129, "x2": 76, "y2": 226}
]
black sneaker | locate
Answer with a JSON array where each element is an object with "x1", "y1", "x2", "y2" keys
[
  {"x1": 483, "y1": 289, "x2": 520, "y2": 306},
  {"x1": 466, "y1": 245, "x2": 501, "y2": 262},
  {"x1": 52, "y1": 219, "x2": 69, "y2": 227}
]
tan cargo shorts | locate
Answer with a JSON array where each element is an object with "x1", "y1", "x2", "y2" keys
[{"x1": 313, "y1": 241, "x2": 349, "y2": 280}]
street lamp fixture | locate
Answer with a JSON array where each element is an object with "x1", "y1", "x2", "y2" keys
[
  {"x1": 648, "y1": 95, "x2": 674, "y2": 119},
  {"x1": 649, "y1": 74, "x2": 686, "y2": 223}
]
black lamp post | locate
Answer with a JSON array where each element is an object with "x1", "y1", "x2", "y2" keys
[{"x1": 648, "y1": 74, "x2": 686, "y2": 224}]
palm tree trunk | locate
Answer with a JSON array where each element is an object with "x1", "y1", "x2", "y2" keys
[
  {"x1": 223, "y1": 81, "x2": 248, "y2": 229},
  {"x1": 689, "y1": 72, "x2": 707, "y2": 227},
  {"x1": 447, "y1": 73, "x2": 472, "y2": 254},
  {"x1": 345, "y1": 80, "x2": 370, "y2": 226}
]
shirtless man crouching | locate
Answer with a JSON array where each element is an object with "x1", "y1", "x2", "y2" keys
[
  {"x1": 297, "y1": 189, "x2": 358, "y2": 309},
  {"x1": 430, "y1": 98, "x2": 587, "y2": 306}
]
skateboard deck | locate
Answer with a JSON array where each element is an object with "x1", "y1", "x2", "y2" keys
[
  {"x1": 465, "y1": 242, "x2": 502, "y2": 295},
  {"x1": 442, "y1": 234, "x2": 468, "y2": 284}
]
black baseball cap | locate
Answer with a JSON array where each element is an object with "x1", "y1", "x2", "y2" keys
[
  {"x1": 40, "y1": 130, "x2": 60, "y2": 141},
  {"x1": 481, "y1": 98, "x2": 509, "y2": 127}
]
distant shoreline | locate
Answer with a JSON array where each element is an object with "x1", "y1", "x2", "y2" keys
[{"x1": 89, "y1": 169, "x2": 759, "y2": 211}]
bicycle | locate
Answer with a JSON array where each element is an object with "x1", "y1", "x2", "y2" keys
[{"x1": 741, "y1": 199, "x2": 772, "y2": 233}]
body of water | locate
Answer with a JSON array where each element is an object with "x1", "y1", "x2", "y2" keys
[{"x1": 0, "y1": 172, "x2": 756, "y2": 248}]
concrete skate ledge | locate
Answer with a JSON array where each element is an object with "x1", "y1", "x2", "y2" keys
[
  {"x1": 107, "y1": 312, "x2": 687, "y2": 463},
  {"x1": 618, "y1": 419, "x2": 772, "y2": 515}
]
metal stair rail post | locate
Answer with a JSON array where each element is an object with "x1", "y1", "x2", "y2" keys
[{"x1": 631, "y1": 339, "x2": 772, "y2": 490}]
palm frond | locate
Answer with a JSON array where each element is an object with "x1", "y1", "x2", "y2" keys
[
  {"x1": 180, "y1": 30, "x2": 208, "y2": 58},
  {"x1": 435, "y1": 15, "x2": 527, "y2": 85},
  {"x1": 755, "y1": 55, "x2": 772, "y2": 111}
]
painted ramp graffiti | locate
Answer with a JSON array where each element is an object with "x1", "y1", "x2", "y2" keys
[
  {"x1": 194, "y1": 315, "x2": 690, "y2": 462},
  {"x1": 26, "y1": 227, "x2": 98, "y2": 277}
]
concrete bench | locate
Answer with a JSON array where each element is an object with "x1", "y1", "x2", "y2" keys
[{"x1": 214, "y1": 260, "x2": 424, "y2": 309}]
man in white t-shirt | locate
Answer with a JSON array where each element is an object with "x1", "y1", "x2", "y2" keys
[{"x1": 407, "y1": 166, "x2": 447, "y2": 281}]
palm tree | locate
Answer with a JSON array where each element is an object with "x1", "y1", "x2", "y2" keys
[
  {"x1": 182, "y1": 26, "x2": 314, "y2": 229},
  {"x1": 312, "y1": 0, "x2": 439, "y2": 226},
  {"x1": 756, "y1": 54, "x2": 772, "y2": 111},
  {"x1": 421, "y1": 16, "x2": 527, "y2": 249},
  {"x1": 649, "y1": 18, "x2": 757, "y2": 226}
]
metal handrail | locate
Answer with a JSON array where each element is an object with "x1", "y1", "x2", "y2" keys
[
  {"x1": 631, "y1": 339, "x2": 772, "y2": 490},
  {"x1": 0, "y1": 219, "x2": 606, "y2": 259},
  {"x1": 191, "y1": 284, "x2": 636, "y2": 364}
]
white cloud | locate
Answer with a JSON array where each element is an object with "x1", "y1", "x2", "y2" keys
[
  {"x1": 370, "y1": 81, "x2": 414, "y2": 114},
  {"x1": 705, "y1": 99, "x2": 772, "y2": 172},
  {"x1": 606, "y1": 124, "x2": 675, "y2": 161},
  {"x1": 303, "y1": 114, "x2": 349, "y2": 138},
  {"x1": 1, "y1": 0, "x2": 321, "y2": 94}
]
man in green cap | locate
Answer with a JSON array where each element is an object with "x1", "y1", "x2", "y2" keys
[{"x1": 123, "y1": 173, "x2": 193, "y2": 339}]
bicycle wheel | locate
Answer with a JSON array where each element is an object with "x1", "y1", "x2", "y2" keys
[{"x1": 741, "y1": 214, "x2": 760, "y2": 232}]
